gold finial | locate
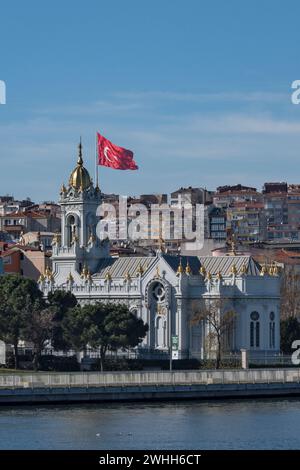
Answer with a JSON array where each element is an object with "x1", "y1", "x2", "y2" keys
[
  {"x1": 206, "y1": 271, "x2": 212, "y2": 281},
  {"x1": 81, "y1": 264, "x2": 88, "y2": 279},
  {"x1": 137, "y1": 263, "x2": 144, "y2": 276},
  {"x1": 230, "y1": 263, "x2": 237, "y2": 276},
  {"x1": 67, "y1": 272, "x2": 74, "y2": 283},
  {"x1": 176, "y1": 258, "x2": 184, "y2": 275},
  {"x1": 52, "y1": 232, "x2": 60, "y2": 246},
  {"x1": 87, "y1": 270, "x2": 92, "y2": 282},
  {"x1": 105, "y1": 271, "x2": 112, "y2": 281},
  {"x1": 240, "y1": 263, "x2": 247, "y2": 275},
  {"x1": 155, "y1": 265, "x2": 160, "y2": 278},
  {"x1": 185, "y1": 259, "x2": 192, "y2": 275},
  {"x1": 216, "y1": 271, "x2": 222, "y2": 281},
  {"x1": 68, "y1": 140, "x2": 92, "y2": 191},
  {"x1": 200, "y1": 265, "x2": 206, "y2": 277},
  {"x1": 45, "y1": 267, "x2": 51, "y2": 278},
  {"x1": 273, "y1": 264, "x2": 279, "y2": 276},
  {"x1": 268, "y1": 264, "x2": 274, "y2": 276},
  {"x1": 260, "y1": 263, "x2": 268, "y2": 276},
  {"x1": 60, "y1": 183, "x2": 67, "y2": 195},
  {"x1": 124, "y1": 271, "x2": 131, "y2": 282},
  {"x1": 38, "y1": 273, "x2": 45, "y2": 283},
  {"x1": 88, "y1": 226, "x2": 96, "y2": 244}
]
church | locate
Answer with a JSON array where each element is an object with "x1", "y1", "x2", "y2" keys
[{"x1": 39, "y1": 143, "x2": 281, "y2": 359}]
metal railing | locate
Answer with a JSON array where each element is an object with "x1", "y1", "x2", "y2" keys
[{"x1": 0, "y1": 368, "x2": 300, "y2": 389}]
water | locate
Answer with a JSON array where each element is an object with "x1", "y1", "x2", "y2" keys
[{"x1": 0, "y1": 398, "x2": 300, "y2": 449}]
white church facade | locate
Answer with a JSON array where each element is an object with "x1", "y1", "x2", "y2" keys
[{"x1": 39, "y1": 143, "x2": 281, "y2": 359}]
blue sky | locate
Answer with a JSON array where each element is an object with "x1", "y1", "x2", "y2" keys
[{"x1": 1, "y1": 0, "x2": 300, "y2": 201}]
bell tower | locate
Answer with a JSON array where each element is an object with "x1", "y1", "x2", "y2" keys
[{"x1": 51, "y1": 140, "x2": 110, "y2": 285}]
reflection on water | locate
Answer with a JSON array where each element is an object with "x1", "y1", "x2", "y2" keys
[{"x1": 0, "y1": 398, "x2": 300, "y2": 449}]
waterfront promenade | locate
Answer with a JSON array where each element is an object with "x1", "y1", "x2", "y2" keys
[{"x1": 0, "y1": 368, "x2": 300, "y2": 404}]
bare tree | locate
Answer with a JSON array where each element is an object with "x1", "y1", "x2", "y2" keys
[
  {"x1": 190, "y1": 298, "x2": 237, "y2": 369},
  {"x1": 280, "y1": 265, "x2": 300, "y2": 320}
]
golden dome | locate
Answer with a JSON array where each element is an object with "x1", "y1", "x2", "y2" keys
[{"x1": 69, "y1": 140, "x2": 92, "y2": 191}]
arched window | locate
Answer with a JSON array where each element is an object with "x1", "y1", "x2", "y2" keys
[
  {"x1": 269, "y1": 312, "x2": 275, "y2": 349},
  {"x1": 250, "y1": 311, "x2": 260, "y2": 348},
  {"x1": 67, "y1": 215, "x2": 76, "y2": 246},
  {"x1": 156, "y1": 316, "x2": 164, "y2": 348}
]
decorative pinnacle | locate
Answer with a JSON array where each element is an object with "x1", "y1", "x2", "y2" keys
[
  {"x1": 185, "y1": 259, "x2": 192, "y2": 275},
  {"x1": 176, "y1": 257, "x2": 184, "y2": 275},
  {"x1": 77, "y1": 137, "x2": 83, "y2": 166}
]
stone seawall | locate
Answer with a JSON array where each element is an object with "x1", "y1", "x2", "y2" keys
[{"x1": 1, "y1": 380, "x2": 300, "y2": 404}]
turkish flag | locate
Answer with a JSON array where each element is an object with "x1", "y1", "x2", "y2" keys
[{"x1": 97, "y1": 132, "x2": 138, "y2": 170}]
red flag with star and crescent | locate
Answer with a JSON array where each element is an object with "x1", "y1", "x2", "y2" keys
[{"x1": 97, "y1": 132, "x2": 138, "y2": 170}]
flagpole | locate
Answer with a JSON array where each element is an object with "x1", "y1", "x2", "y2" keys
[{"x1": 95, "y1": 132, "x2": 99, "y2": 189}]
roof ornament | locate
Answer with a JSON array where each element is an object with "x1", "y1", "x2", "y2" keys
[
  {"x1": 176, "y1": 257, "x2": 184, "y2": 276},
  {"x1": 199, "y1": 265, "x2": 206, "y2": 277},
  {"x1": 185, "y1": 259, "x2": 192, "y2": 275},
  {"x1": 240, "y1": 263, "x2": 247, "y2": 276},
  {"x1": 260, "y1": 263, "x2": 268, "y2": 276},
  {"x1": 78, "y1": 137, "x2": 83, "y2": 166},
  {"x1": 137, "y1": 262, "x2": 144, "y2": 276},
  {"x1": 230, "y1": 263, "x2": 237, "y2": 276}
]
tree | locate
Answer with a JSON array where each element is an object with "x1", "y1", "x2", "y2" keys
[
  {"x1": 22, "y1": 300, "x2": 55, "y2": 370},
  {"x1": 280, "y1": 265, "x2": 300, "y2": 320},
  {"x1": 280, "y1": 317, "x2": 300, "y2": 353},
  {"x1": 47, "y1": 290, "x2": 77, "y2": 350},
  {"x1": 0, "y1": 274, "x2": 43, "y2": 369},
  {"x1": 190, "y1": 298, "x2": 237, "y2": 369},
  {"x1": 63, "y1": 302, "x2": 148, "y2": 371}
]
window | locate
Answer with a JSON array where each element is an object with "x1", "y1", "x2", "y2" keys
[
  {"x1": 269, "y1": 312, "x2": 275, "y2": 348},
  {"x1": 250, "y1": 311, "x2": 260, "y2": 348},
  {"x1": 152, "y1": 282, "x2": 165, "y2": 302}
]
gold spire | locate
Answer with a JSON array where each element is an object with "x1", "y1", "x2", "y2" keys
[
  {"x1": 45, "y1": 266, "x2": 51, "y2": 278},
  {"x1": 260, "y1": 263, "x2": 268, "y2": 276},
  {"x1": 230, "y1": 263, "x2": 237, "y2": 276},
  {"x1": 273, "y1": 264, "x2": 279, "y2": 276},
  {"x1": 81, "y1": 264, "x2": 88, "y2": 279},
  {"x1": 60, "y1": 183, "x2": 67, "y2": 195},
  {"x1": 216, "y1": 271, "x2": 222, "y2": 281},
  {"x1": 124, "y1": 271, "x2": 131, "y2": 282},
  {"x1": 185, "y1": 259, "x2": 192, "y2": 275},
  {"x1": 67, "y1": 272, "x2": 74, "y2": 283},
  {"x1": 206, "y1": 271, "x2": 212, "y2": 281},
  {"x1": 137, "y1": 263, "x2": 144, "y2": 276},
  {"x1": 105, "y1": 271, "x2": 112, "y2": 281},
  {"x1": 268, "y1": 264, "x2": 274, "y2": 276},
  {"x1": 68, "y1": 140, "x2": 92, "y2": 191},
  {"x1": 38, "y1": 273, "x2": 45, "y2": 283},
  {"x1": 176, "y1": 258, "x2": 184, "y2": 275},
  {"x1": 200, "y1": 265, "x2": 206, "y2": 277},
  {"x1": 240, "y1": 263, "x2": 247, "y2": 275}
]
